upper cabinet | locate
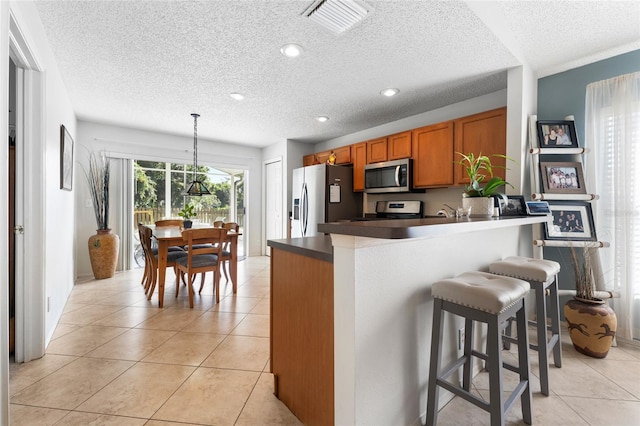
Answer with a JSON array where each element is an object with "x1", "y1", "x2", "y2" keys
[
  {"x1": 332, "y1": 145, "x2": 352, "y2": 164},
  {"x1": 303, "y1": 146, "x2": 352, "y2": 166},
  {"x1": 352, "y1": 142, "x2": 367, "y2": 192},
  {"x1": 412, "y1": 122, "x2": 454, "y2": 188},
  {"x1": 387, "y1": 131, "x2": 412, "y2": 160},
  {"x1": 366, "y1": 137, "x2": 388, "y2": 164},
  {"x1": 454, "y1": 107, "x2": 507, "y2": 185},
  {"x1": 300, "y1": 106, "x2": 506, "y2": 192}
]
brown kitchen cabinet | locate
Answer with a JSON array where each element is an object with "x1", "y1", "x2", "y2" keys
[
  {"x1": 303, "y1": 154, "x2": 316, "y2": 166},
  {"x1": 366, "y1": 137, "x2": 388, "y2": 164},
  {"x1": 388, "y1": 131, "x2": 412, "y2": 160},
  {"x1": 412, "y1": 121, "x2": 455, "y2": 187},
  {"x1": 454, "y1": 107, "x2": 507, "y2": 185},
  {"x1": 270, "y1": 246, "x2": 334, "y2": 426},
  {"x1": 352, "y1": 142, "x2": 367, "y2": 191},
  {"x1": 330, "y1": 145, "x2": 351, "y2": 164},
  {"x1": 315, "y1": 150, "x2": 332, "y2": 165}
]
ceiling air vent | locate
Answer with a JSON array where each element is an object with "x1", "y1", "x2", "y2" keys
[{"x1": 303, "y1": 0, "x2": 371, "y2": 35}]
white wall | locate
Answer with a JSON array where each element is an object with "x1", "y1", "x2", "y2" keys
[
  {"x1": 76, "y1": 120, "x2": 264, "y2": 276},
  {"x1": 7, "y1": 1, "x2": 77, "y2": 348}
]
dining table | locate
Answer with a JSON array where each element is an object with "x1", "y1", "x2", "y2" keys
[{"x1": 152, "y1": 224, "x2": 241, "y2": 308}]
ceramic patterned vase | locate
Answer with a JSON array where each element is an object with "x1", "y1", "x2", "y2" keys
[
  {"x1": 564, "y1": 297, "x2": 617, "y2": 358},
  {"x1": 462, "y1": 196, "x2": 493, "y2": 218},
  {"x1": 88, "y1": 229, "x2": 120, "y2": 279}
]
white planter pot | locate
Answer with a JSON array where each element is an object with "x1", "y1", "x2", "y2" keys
[{"x1": 462, "y1": 197, "x2": 494, "y2": 218}]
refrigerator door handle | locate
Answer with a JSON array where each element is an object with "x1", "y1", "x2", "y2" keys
[
  {"x1": 302, "y1": 182, "x2": 309, "y2": 236},
  {"x1": 395, "y1": 165, "x2": 401, "y2": 187}
]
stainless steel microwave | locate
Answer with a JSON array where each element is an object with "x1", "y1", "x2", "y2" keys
[{"x1": 364, "y1": 158, "x2": 412, "y2": 193}]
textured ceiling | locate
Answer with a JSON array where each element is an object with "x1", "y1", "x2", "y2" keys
[{"x1": 33, "y1": 0, "x2": 640, "y2": 148}]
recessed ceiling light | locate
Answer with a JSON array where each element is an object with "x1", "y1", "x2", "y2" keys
[
  {"x1": 315, "y1": 116, "x2": 329, "y2": 122},
  {"x1": 229, "y1": 93, "x2": 244, "y2": 100},
  {"x1": 280, "y1": 43, "x2": 303, "y2": 58},
  {"x1": 380, "y1": 88, "x2": 399, "y2": 97}
]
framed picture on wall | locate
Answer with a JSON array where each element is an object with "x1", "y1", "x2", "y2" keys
[
  {"x1": 540, "y1": 161, "x2": 587, "y2": 194},
  {"x1": 544, "y1": 201, "x2": 597, "y2": 241},
  {"x1": 536, "y1": 120, "x2": 579, "y2": 148},
  {"x1": 60, "y1": 124, "x2": 74, "y2": 191}
]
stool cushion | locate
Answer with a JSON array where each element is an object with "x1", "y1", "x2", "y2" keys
[
  {"x1": 432, "y1": 271, "x2": 530, "y2": 314},
  {"x1": 489, "y1": 256, "x2": 560, "y2": 283}
]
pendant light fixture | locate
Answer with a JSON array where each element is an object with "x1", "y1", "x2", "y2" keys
[{"x1": 185, "y1": 113, "x2": 211, "y2": 196}]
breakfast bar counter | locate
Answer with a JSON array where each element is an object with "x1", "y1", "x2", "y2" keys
[{"x1": 269, "y1": 215, "x2": 549, "y2": 426}]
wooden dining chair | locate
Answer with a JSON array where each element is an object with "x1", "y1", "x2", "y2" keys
[
  {"x1": 213, "y1": 220, "x2": 224, "y2": 228},
  {"x1": 139, "y1": 224, "x2": 188, "y2": 300},
  {"x1": 154, "y1": 220, "x2": 187, "y2": 254},
  {"x1": 175, "y1": 227, "x2": 227, "y2": 308},
  {"x1": 220, "y1": 222, "x2": 239, "y2": 281},
  {"x1": 137, "y1": 223, "x2": 152, "y2": 289}
]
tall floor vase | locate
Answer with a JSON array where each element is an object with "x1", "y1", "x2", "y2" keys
[{"x1": 88, "y1": 229, "x2": 120, "y2": 279}]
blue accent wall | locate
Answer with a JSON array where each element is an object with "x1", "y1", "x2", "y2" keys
[
  {"x1": 538, "y1": 49, "x2": 640, "y2": 145},
  {"x1": 537, "y1": 49, "x2": 640, "y2": 312}
]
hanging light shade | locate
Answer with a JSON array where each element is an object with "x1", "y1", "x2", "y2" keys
[{"x1": 185, "y1": 113, "x2": 211, "y2": 196}]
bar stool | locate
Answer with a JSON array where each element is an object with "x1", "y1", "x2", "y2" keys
[
  {"x1": 489, "y1": 256, "x2": 562, "y2": 396},
  {"x1": 426, "y1": 271, "x2": 532, "y2": 426}
]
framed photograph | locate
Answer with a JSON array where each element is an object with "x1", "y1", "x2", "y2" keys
[
  {"x1": 500, "y1": 195, "x2": 526, "y2": 216},
  {"x1": 525, "y1": 200, "x2": 551, "y2": 215},
  {"x1": 536, "y1": 120, "x2": 579, "y2": 148},
  {"x1": 545, "y1": 201, "x2": 597, "y2": 241},
  {"x1": 60, "y1": 124, "x2": 74, "y2": 191},
  {"x1": 540, "y1": 161, "x2": 587, "y2": 194}
]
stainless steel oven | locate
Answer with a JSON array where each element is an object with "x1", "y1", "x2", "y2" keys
[{"x1": 364, "y1": 158, "x2": 412, "y2": 193}]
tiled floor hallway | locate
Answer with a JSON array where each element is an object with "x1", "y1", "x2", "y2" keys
[{"x1": 8, "y1": 255, "x2": 640, "y2": 425}]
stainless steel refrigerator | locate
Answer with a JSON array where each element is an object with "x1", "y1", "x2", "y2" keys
[{"x1": 291, "y1": 164, "x2": 362, "y2": 238}]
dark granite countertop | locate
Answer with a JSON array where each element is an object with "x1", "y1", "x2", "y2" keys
[
  {"x1": 318, "y1": 215, "x2": 550, "y2": 239},
  {"x1": 267, "y1": 235, "x2": 333, "y2": 263}
]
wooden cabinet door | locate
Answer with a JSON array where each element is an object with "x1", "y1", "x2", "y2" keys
[
  {"x1": 388, "y1": 131, "x2": 412, "y2": 160},
  {"x1": 303, "y1": 154, "x2": 316, "y2": 167},
  {"x1": 352, "y1": 142, "x2": 367, "y2": 192},
  {"x1": 412, "y1": 121, "x2": 455, "y2": 187},
  {"x1": 315, "y1": 150, "x2": 331, "y2": 165},
  {"x1": 454, "y1": 107, "x2": 507, "y2": 185},
  {"x1": 366, "y1": 137, "x2": 388, "y2": 164},
  {"x1": 333, "y1": 145, "x2": 351, "y2": 164}
]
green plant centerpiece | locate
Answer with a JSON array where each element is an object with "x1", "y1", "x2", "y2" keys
[
  {"x1": 178, "y1": 203, "x2": 197, "y2": 228},
  {"x1": 84, "y1": 150, "x2": 119, "y2": 279},
  {"x1": 456, "y1": 152, "x2": 513, "y2": 217},
  {"x1": 564, "y1": 245, "x2": 617, "y2": 358}
]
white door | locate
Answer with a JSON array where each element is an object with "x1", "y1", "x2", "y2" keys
[{"x1": 265, "y1": 160, "x2": 283, "y2": 255}]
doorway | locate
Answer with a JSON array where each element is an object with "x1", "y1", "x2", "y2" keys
[
  {"x1": 264, "y1": 159, "x2": 283, "y2": 256},
  {"x1": 8, "y1": 58, "x2": 15, "y2": 353}
]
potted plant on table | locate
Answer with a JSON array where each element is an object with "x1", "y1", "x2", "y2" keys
[
  {"x1": 564, "y1": 246, "x2": 617, "y2": 358},
  {"x1": 178, "y1": 203, "x2": 197, "y2": 229},
  {"x1": 457, "y1": 152, "x2": 513, "y2": 217},
  {"x1": 85, "y1": 150, "x2": 119, "y2": 279}
]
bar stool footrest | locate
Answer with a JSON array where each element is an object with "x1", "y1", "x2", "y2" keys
[{"x1": 436, "y1": 379, "x2": 490, "y2": 412}]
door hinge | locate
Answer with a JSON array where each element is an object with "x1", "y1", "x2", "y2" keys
[{"x1": 14, "y1": 225, "x2": 24, "y2": 234}]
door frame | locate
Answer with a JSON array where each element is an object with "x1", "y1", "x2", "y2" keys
[
  {"x1": 263, "y1": 157, "x2": 284, "y2": 255},
  {"x1": 9, "y1": 11, "x2": 46, "y2": 364}
]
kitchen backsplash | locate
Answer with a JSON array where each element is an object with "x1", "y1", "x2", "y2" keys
[{"x1": 363, "y1": 186, "x2": 466, "y2": 216}]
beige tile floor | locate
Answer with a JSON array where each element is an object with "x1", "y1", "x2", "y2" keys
[
  {"x1": 9, "y1": 256, "x2": 640, "y2": 425},
  {"x1": 9, "y1": 256, "x2": 301, "y2": 426}
]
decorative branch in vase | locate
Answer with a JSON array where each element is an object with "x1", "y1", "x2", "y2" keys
[
  {"x1": 564, "y1": 245, "x2": 617, "y2": 358},
  {"x1": 84, "y1": 150, "x2": 119, "y2": 279}
]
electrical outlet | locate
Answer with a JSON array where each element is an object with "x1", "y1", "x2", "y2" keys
[{"x1": 458, "y1": 327, "x2": 465, "y2": 350}]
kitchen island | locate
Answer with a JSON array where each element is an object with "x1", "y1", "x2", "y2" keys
[{"x1": 268, "y1": 215, "x2": 549, "y2": 426}]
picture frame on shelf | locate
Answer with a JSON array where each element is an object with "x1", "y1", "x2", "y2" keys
[
  {"x1": 540, "y1": 161, "x2": 587, "y2": 194},
  {"x1": 536, "y1": 120, "x2": 579, "y2": 148},
  {"x1": 545, "y1": 201, "x2": 597, "y2": 241},
  {"x1": 60, "y1": 124, "x2": 74, "y2": 191},
  {"x1": 500, "y1": 195, "x2": 526, "y2": 216}
]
